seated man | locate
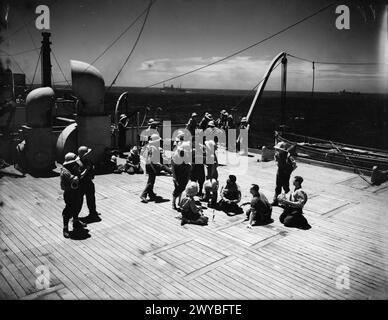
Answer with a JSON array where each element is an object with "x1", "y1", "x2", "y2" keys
[
  {"x1": 278, "y1": 176, "x2": 311, "y2": 230},
  {"x1": 125, "y1": 146, "x2": 144, "y2": 174},
  {"x1": 245, "y1": 184, "x2": 272, "y2": 228},
  {"x1": 180, "y1": 182, "x2": 209, "y2": 226},
  {"x1": 203, "y1": 178, "x2": 218, "y2": 208},
  {"x1": 218, "y1": 175, "x2": 243, "y2": 214}
]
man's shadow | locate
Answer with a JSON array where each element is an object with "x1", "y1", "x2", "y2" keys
[
  {"x1": 254, "y1": 218, "x2": 274, "y2": 226},
  {"x1": 69, "y1": 228, "x2": 91, "y2": 240},
  {"x1": 150, "y1": 196, "x2": 170, "y2": 204}
]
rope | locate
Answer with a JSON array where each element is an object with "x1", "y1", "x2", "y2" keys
[
  {"x1": 233, "y1": 60, "x2": 283, "y2": 111},
  {"x1": 0, "y1": 0, "x2": 60, "y2": 44},
  {"x1": 107, "y1": 0, "x2": 153, "y2": 91},
  {"x1": 85, "y1": 0, "x2": 158, "y2": 73},
  {"x1": 287, "y1": 53, "x2": 382, "y2": 66},
  {"x1": 51, "y1": 49, "x2": 72, "y2": 88},
  {"x1": 0, "y1": 49, "x2": 31, "y2": 83},
  {"x1": 144, "y1": 1, "x2": 338, "y2": 88},
  {"x1": 30, "y1": 49, "x2": 42, "y2": 90},
  {"x1": 328, "y1": 140, "x2": 373, "y2": 186},
  {"x1": 0, "y1": 48, "x2": 38, "y2": 57},
  {"x1": 24, "y1": 20, "x2": 40, "y2": 58}
]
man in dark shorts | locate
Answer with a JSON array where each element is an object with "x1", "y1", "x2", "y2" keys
[
  {"x1": 171, "y1": 146, "x2": 192, "y2": 210},
  {"x1": 246, "y1": 184, "x2": 272, "y2": 228},
  {"x1": 272, "y1": 141, "x2": 297, "y2": 206}
]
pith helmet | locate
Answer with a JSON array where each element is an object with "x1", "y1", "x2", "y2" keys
[
  {"x1": 274, "y1": 141, "x2": 288, "y2": 152},
  {"x1": 78, "y1": 146, "x2": 92, "y2": 157},
  {"x1": 64, "y1": 152, "x2": 77, "y2": 165}
]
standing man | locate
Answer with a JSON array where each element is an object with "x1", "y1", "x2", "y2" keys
[
  {"x1": 199, "y1": 113, "x2": 212, "y2": 131},
  {"x1": 190, "y1": 144, "x2": 206, "y2": 198},
  {"x1": 245, "y1": 184, "x2": 272, "y2": 228},
  {"x1": 186, "y1": 112, "x2": 198, "y2": 137},
  {"x1": 278, "y1": 176, "x2": 310, "y2": 229},
  {"x1": 237, "y1": 116, "x2": 249, "y2": 153},
  {"x1": 141, "y1": 118, "x2": 160, "y2": 145},
  {"x1": 60, "y1": 152, "x2": 86, "y2": 238},
  {"x1": 271, "y1": 141, "x2": 297, "y2": 206},
  {"x1": 118, "y1": 114, "x2": 129, "y2": 157},
  {"x1": 140, "y1": 134, "x2": 161, "y2": 203},
  {"x1": 171, "y1": 146, "x2": 192, "y2": 210},
  {"x1": 77, "y1": 146, "x2": 101, "y2": 223}
]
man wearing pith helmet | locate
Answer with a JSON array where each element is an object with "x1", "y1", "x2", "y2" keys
[
  {"x1": 77, "y1": 146, "x2": 101, "y2": 223},
  {"x1": 60, "y1": 152, "x2": 85, "y2": 238}
]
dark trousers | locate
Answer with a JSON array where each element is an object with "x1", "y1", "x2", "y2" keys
[
  {"x1": 206, "y1": 164, "x2": 218, "y2": 180},
  {"x1": 80, "y1": 180, "x2": 96, "y2": 214},
  {"x1": 279, "y1": 208, "x2": 310, "y2": 229},
  {"x1": 141, "y1": 165, "x2": 156, "y2": 198},
  {"x1": 274, "y1": 169, "x2": 291, "y2": 200},
  {"x1": 191, "y1": 164, "x2": 205, "y2": 194},
  {"x1": 173, "y1": 178, "x2": 189, "y2": 197},
  {"x1": 246, "y1": 207, "x2": 272, "y2": 224},
  {"x1": 204, "y1": 190, "x2": 217, "y2": 206},
  {"x1": 118, "y1": 130, "x2": 126, "y2": 151},
  {"x1": 62, "y1": 189, "x2": 82, "y2": 229},
  {"x1": 219, "y1": 200, "x2": 242, "y2": 214}
]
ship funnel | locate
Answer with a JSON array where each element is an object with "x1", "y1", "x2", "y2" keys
[
  {"x1": 25, "y1": 87, "x2": 55, "y2": 127},
  {"x1": 70, "y1": 60, "x2": 105, "y2": 115}
]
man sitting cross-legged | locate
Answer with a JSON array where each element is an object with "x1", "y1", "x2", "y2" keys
[
  {"x1": 179, "y1": 182, "x2": 209, "y2": 226},
  {"x1": 218, "y1": 175, "x2": 243, "y2": 215}
]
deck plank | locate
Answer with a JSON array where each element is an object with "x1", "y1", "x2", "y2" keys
[{"x1": 1, "y1": 151, "x2": 387, "y2": 299}]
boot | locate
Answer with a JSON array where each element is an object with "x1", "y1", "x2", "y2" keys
[
  {"x1": 82, "y1": 212, "x2": 102, "y2": 223},
  {"x1": 73, "y1": 219, "x2": 87, "y2": 230},
  {"x1": 63, "y1": 227, "x2": 70, "y2": 238},
  {"x1": 172, "y1": 196, "x2": 177, "y2": 210}
]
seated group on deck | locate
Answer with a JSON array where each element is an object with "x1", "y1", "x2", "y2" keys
[{"x1": 59, "y1": 111, "x2": 310, "y2": 238}]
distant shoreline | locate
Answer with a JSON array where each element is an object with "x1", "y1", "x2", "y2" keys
[{"x1": 43, "y1": 85, "x2": 386, "y2": 97}]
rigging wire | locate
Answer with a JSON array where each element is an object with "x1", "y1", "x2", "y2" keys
[
  {"x1": 233, "y1": 60, "x2": 283, "y2": 112},
  {"x1": 51, "y1": 49, "x2": 72, "y2": 88},
  {"x1": 0, "y1": 0, "x2": 60, "y2": 45},
  {"x1": 0, "y1": 48, "x2": 39, "y2": 57},
  {"x1": 29, "y1": 49, "x2": 42, "y2": 90},
  {"x1": 144, "y1": 1, "x2": 338, "y2": 88},
  {"x1": 86, "y1": 0, "x2": 158, "y2": 72},
  {"x1": 24, "y1": 19, "x2": 40, "y2": 58},
  {"x1": 0, "y1": 49, "x2": 31, "y2": 83},
  {"x1": 287, "y1": 53, "x2": 382, "y2": 65},
  {"x1": 107, "y1": 0, "x2": 153, "y2": 91}
]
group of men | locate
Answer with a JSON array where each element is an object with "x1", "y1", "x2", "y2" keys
[
  {"x1": 135, "y1": 111, "x2": 310, "y2": 229},
  {"x1": 186, "y1": 109, "x2": 248, "y2": 136},
  {"x1": 60, "y1": 111, "x2": 310, "y2": 237},
  {"x1": 60, "y1": 146, "x2": 101, "y2": 238}
]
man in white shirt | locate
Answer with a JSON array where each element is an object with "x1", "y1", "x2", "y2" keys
[{"x1": 278, "y1": 176, "x2": 311, "y2": 230}]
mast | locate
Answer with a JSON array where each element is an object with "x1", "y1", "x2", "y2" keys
[
  {"x1": 280, "y1": 55, "x2": 287, "y2": 125},
  {"x1": 41, "y1": 32, "x2": 52, "y2": 87}
]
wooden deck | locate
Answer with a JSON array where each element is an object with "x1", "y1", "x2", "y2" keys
[{"x1": 1, "y1": 150, "x2": 388, "y2": 300}]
